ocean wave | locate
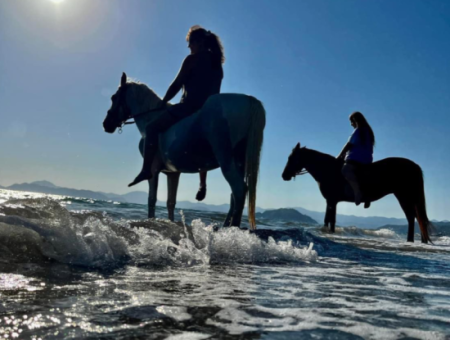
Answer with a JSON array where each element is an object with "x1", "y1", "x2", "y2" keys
[
  {"x1": 0, "y1": 197, "x2": 317, "y2": 268},
  {"x1": 317, "y1": 225, "x2": 400, "y2": 239}
]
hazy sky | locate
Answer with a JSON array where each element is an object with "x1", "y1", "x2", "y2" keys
[{"x1": 1, "y1": 0, "x2": 449, "y2": 219}]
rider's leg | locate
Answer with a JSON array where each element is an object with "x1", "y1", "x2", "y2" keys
[
  {"x1": 128, "y1": 111, "x2": 177, "y2": 187},
  {"x1": 342, "y1": 163, "x2": 363, "y2": 206},
  {"x1": 196, "y1": 171, "x2": 207, "y2": 201}
]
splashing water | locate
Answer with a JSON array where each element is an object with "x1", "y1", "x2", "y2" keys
[
  {"x1": 0, "y1": 195, "x2": 317, "y2": 268},
  {"x1": 1, "y1": 188, "x2": 450, "y2": 339}
]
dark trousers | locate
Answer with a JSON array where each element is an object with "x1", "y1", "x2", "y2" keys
[{"x1": 141, "y1": 102, "x2": 199, "y2": 173}]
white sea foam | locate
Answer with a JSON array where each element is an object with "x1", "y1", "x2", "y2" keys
[
  {"x1": 436, "y1": 236, "x2": 450, "y2": 245},
  {"x1": 330, "y1": 226, "x2": 399, "y2": 239},
  {"x1": 0, "y1": 197, "x2": 317, "y2": 268},
  {"x1": 156, "y1": 306, "x2": 191, "y2": 322},
  {"x1": 165, "y1": 332, "x2": 211, "y2": 340}
]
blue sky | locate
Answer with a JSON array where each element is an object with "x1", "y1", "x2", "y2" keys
[{"x1": 1, "y1": 0, "x2": 449, "y2": 219}]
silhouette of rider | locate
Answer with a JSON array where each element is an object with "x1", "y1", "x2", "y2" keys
[
  {"x1": 128, "y1": 26, "x2": 225, "y2": 194},
  {"x1": 337, "y1": 112, "x2": 375, "y2": 207}
]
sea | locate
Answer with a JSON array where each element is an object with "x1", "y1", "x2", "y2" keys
[{"x1": 1, "y1": 188, "x2": 450, "y2": 340}]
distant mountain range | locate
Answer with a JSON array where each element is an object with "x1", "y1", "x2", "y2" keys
[{"x1": 0, "y1": 180, "x2": 426, "y2": 229}]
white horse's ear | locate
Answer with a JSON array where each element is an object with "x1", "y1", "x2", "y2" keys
[{"x1": 121, "y1": 72, "x2": 127, "y2": 87}]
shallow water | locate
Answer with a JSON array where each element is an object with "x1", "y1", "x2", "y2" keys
[{"x1": 1, "y1": 189, "x2": 450, "y2": 339}]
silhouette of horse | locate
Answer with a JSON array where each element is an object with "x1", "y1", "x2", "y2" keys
[
  {"x1": 103, "y1": 73, "x2": 265, "y2": 229},
  {"x1": 282, "y1": 143, "x2": 433, "y2": 243}
]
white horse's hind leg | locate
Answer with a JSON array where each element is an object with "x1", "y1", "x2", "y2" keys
[
  {"x1": 224, "y1": 194, "x2": 235, "y2": 227},
  {"x1": 167, "y1": 172, "x2": 180, "y2": 221},
  {"x1": 216, "y1": 149, "x2": 247, "y2": 227},
  {"x1": 205, "y1": 109, "x2": 248, "y2": 227},
  {"x1": 223, "y1": 165, "x2": 247, "y2": 227}
]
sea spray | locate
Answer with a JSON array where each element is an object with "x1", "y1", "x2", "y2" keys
[{"x1": 0, "y1": 196, "x2": 317, "y2": 267}]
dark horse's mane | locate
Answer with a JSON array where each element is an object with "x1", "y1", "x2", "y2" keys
[{"x1": 302, "y1": 147, "x2": 343, "y2": 170}]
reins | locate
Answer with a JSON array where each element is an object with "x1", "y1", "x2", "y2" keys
[
  {"x1": 122, "y1": 107, "x2": 162, "y2": 125},
  {"x1": 116, "y1": 83, "x2": 165, "y2": 133}
]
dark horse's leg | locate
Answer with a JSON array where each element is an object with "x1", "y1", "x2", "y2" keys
[
  {"x1": 324, "y1": 207, "x2": 329, "y2": 229},
  {"x1": 328, "y1": 202, "x2": 337, "y2": 233},
  {"x1": 395, "y1": 193, "x2": 416, "y2": 242}
]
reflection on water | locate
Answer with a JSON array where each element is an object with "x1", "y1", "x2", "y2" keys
[{"x1": 1, "y1": 189, "x2": 450, "y2": 339}]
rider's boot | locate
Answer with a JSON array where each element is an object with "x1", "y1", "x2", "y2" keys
[
  {"x1": 348, "y1": 179, "x2": 363, "y2": 206},
  {"x1": 128, "y1": 137, "x2": 158, "y2": 187}
]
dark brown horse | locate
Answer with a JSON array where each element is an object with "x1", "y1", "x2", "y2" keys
[{"x1": 282, "y1": 143, "x2": 433, "y2": 243}]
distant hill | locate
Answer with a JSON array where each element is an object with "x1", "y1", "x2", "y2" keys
[
  {"x1": 102, "y1": 192, "x2": 128, "y2": 202},
  {"x1": 31, "y1": 180, "x2": 58, "y2": 188},
  {"x1": 256, "y1": 208, "x2": 317, "y2": 224},
  {"x1": 1, "y1": 180, "x2": 442, "y2": 229},
  {"x1": 121, "y1": 191, "x2": 149, "y2": 205}
]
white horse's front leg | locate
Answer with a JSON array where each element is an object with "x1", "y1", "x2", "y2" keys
[
  {"x1": 167, "y1": 172, "x2": 181, "y2": 221},
  {"x1": 148, "y1": 173, "x2": 159, "y2": 219}
]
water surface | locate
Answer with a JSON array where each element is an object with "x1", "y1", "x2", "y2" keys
[{"x1": 1, "y1": 189, "x2": 449, "y2": 339}]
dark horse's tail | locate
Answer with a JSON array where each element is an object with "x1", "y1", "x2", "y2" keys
[{"x1": 415, "y1": 167, "x2": 433, "y2": 244}]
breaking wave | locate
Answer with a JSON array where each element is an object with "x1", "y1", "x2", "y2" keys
[{"x1": 0, "y1": 197, "x2": 317, "y2": 268}]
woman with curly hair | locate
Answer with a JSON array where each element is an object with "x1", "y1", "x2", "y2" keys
[{"x1": 129, "y1": 26, "x2": 225, "y2": 202}]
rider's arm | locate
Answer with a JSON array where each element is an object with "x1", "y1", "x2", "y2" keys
[
  {"x1": 337, "y1": 128, "x2": 359, "y2": 159},
  {"x1": 161, "y1": 55, "x2": 194, "y2": 104},
  {"x1": 337, "y1": 142, "x2": 352, "y2": 159}
]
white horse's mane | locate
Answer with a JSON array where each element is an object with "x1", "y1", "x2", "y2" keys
[{"x1": 125, "y1": 80, "x2": 162, "y2": 114}]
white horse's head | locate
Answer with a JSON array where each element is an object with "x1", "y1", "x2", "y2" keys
[{"x1": 103, "y1": 72, "x2": 160, "y2": 133}]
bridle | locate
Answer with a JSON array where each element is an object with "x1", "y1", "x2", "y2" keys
[
  {"x1": 289, "y1": 151, "x2": 309, "y2": 179},
  {"x1": 114, "y1": 84, "x2": 164, "y2": 134}
]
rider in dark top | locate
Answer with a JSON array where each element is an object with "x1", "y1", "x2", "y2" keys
[{"x1": 128, "y1": 26, "x2": 225, "y2": 191}]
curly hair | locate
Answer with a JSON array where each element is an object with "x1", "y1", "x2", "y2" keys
[{"x1": 186, "y1": 25, "x2": 225, "y2": 65}]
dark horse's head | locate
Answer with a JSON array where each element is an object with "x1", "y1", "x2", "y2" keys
[
  {"x1": 103, "y1": 72, "x2": 131, "y2": 134},
  {"x1": 282, "y1": 142, "x2": 307, "y2": 181}
]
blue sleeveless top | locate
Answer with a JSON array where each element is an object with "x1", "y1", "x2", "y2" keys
[{"x1": 345, "y1": 127, "x2": 373, "y2": 164}]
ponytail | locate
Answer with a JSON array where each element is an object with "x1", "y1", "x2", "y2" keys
[
  {"x1": 205, "y1": 32, "x2": 225, "y2": 65},
  {"x1": 186, "y1": 25, "x2": 225, "y2": 66}
]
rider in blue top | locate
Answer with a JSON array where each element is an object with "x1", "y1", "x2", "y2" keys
[{"x1": 337, "y1": 111, "x2": 375, "y2": 206}]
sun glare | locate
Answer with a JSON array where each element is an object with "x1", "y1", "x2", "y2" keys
[{"x1": 50, "y1": 0, "x2": 65, "y2": 3}]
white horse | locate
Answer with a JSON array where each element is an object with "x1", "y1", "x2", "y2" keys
[{"x1": 103, "y1": 73, "x2": 265, "y2": 229}]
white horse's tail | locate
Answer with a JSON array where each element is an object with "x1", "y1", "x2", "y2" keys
[{"x1": 245, "y1": 96, "x2": 266, "y2": 230}]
